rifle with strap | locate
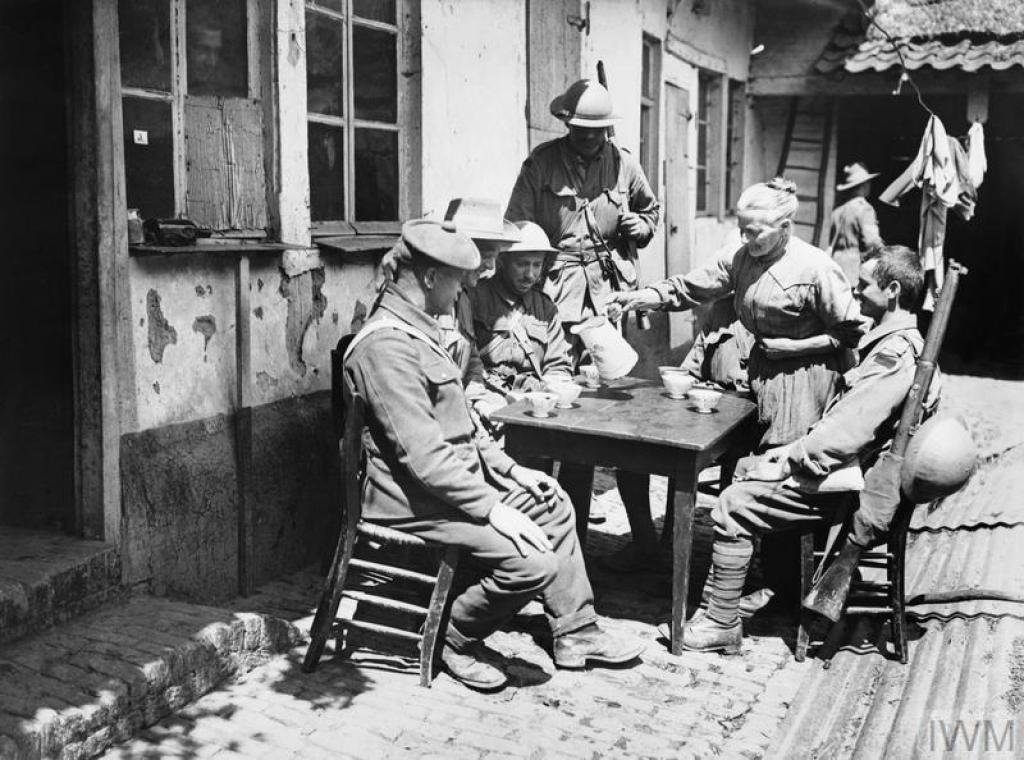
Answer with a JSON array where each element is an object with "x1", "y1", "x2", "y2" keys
[
  {"x1": 803, "y1": 260, "x2": 968, "y2": 622},
  {"x1": 597, "y1": 60, "x2": 650, "y2": 332}
]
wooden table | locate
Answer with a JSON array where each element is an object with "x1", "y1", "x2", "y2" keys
[{"x1": 491, "y1": 378, "x2": 756, "y2": 655}]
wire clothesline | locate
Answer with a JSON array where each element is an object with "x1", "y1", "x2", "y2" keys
[{"x1": 854, "y1": 0, "x2": 937, "y2": 118}]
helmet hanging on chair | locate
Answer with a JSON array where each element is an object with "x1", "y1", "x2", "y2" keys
[{"x1": 900, "y1": 415, "x2": 978, "y2": 503}]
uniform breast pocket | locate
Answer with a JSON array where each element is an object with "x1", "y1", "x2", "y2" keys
[
  {"x1": 524, "y1": 320, "x2": 550, "y2": 351},
  {"x1": 423, "y1": 359, "x2": 471, "y2": 436}
]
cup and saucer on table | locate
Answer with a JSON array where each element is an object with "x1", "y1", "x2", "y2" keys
[
  {"x1": 688, "y1": 387, "x2": 723, "y2": 414},
  {"x1": 544, "y1": 379, "x2": 583, "y2": 409},
  {"x1": 658, "y1": 367, "x2": 695, "y2": 399},
  {"x1": 524, "y1": 391, "x2": 558, "y2": 418}
]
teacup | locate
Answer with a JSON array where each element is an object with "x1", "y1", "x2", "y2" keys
[
  {"x1": 661, "y1": 371, "x2": 695, "y2": 399},
  {"x1": 548, "y1": 382, "x2": 582, "y2": 409},
  {"x1": 579, "y1": 365, "x2": 601, "y2": 388},
  {"x1": 524, "y1": 391, "x2": 558, "y2": 417},
  {"x1": 688, "y1": 387, "x2": 722, "y2": 413}
]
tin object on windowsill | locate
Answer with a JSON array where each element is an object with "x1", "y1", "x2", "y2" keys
[{"x1": 127, "y1": 208, "x2": 145, "y2": 245}]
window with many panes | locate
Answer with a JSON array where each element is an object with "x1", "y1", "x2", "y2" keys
[
  {"x1": 639, "y1": 35, "x2": 661, "y2": 194},
  {"x1": 119, "y1": 0, "x2": 248, "y2": 214},
  {"x1": 306, "y1": 0, "x2": 402, "y2": 228},
  {"x1": 119, "y1": 0, "x2": 264, "y2": 232}
]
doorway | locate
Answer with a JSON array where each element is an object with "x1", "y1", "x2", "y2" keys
[
  {"x1": 664, "y1": 82, "x2": 694, "y2": 357},
  {"x1": 0, "y1": 0, "x2": 76, "y2": 531},
  {"x1": 836, "y1": 94, "x2": 1024, "y2": 378}
]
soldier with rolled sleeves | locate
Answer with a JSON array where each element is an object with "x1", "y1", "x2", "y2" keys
[
  {"x1": 506, "y1": 78, "x2": 660, "y2": 530},
  {"x1": 344, "y1": 219, "x2": 642, "y2": 689},
  {"x1": 506, "y1": 79, "x2": 660, "y2": 344},
  {"x1": 667, "y1": 245, "x2": 938, "y2": 654}
]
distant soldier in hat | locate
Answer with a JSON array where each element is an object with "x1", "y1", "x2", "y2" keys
[
  {"x1": 343, "y1": 219, "x2": 643, "y2": 690},
  {"x1": 506, "y1": 78, "x2": 661, "y2": 528},
  {"x1": 828, "y1": 162, "x2": 883, "y2": 284}
]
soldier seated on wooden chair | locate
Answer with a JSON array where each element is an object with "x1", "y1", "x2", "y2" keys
[
  {"x1": 667, "y1": 245, "x2": 938, "y2": 654},
  {"x1": 343, "y1": 219, "x2": 643, "y2": 690}
]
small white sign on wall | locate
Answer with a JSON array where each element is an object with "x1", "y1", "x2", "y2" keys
[{"x1": 133, "y1": 129, "x2": 149, "y2": 146}]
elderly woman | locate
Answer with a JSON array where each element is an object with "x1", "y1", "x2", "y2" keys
[{"x1": 609, "y1": 177, "x2": 864, "y2": 450}]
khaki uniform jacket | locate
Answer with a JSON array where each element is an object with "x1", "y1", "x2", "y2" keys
[
  {"x1": 344, "y1": 286, "x2": 519, "y2": 522},
  {"x1": 467, "y1": 276, "x2": 574, "y2": 390},
  {"x1": 788, "y1": 311, "x2": 939, "y2": 476},
  {"x1": 506, "y1": 137, "x2": 660, "y2": 322}
]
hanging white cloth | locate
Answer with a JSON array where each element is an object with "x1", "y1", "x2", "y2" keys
[
  {"x1": 879, "y1": 115, "x2": 963, "y2": 310},
  {"x1": 967, "y1": 121, "x2": 987, "y2": 189}
]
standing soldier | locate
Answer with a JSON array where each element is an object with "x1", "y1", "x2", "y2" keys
[
  {"x1": 828, "y1": 162, "x2": 883, "y2": 284},
  {"x1": 506, "y1": 77, "x2": 661, "y2": 533},
  {"x1": 506, "y1": 78, "x2": 660, "y2": 345}
]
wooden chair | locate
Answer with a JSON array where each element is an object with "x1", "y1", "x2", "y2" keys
[
  {"x1": 796, "y1": 496, "x2": 916, "y2": 663},
  {"x1": 303, "y1": 335, "x2": 460, "y2": 687}
]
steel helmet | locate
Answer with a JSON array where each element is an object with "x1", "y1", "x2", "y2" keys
[
  {"x1": 506, "y1": 221, "x2": 557, "y2": 254},
  {"x1": 900, "y1": 415, "x2": 978, "y2": 503},
  {"x1": 549, "y1": 79, "x2": 618, "y2": 128}
]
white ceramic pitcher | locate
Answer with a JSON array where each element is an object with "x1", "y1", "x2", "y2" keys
[{"x1": 570, "y1": 316, "x2": 638, "y2": 380}]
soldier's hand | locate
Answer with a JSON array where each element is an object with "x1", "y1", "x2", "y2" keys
[
  {"x1": 510, "y1": 465, "x2": 567, "y2": 510},
  {"x1": 488, "y1": 503, "x2": 553, "y2": 557},
  {"x1": 618, "y1": 212, "x2": 647, "y2": 240}
]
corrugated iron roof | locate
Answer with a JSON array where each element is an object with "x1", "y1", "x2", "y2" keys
[
  {"x1": 769, "y1": 616, "x2": 1024, "y2": 758},
  {"x1": 911, "y1": 444, "x2": 1024, "y2": 531},
  {"x1": 906, "y1": 527, "x2": 1024, "y2": 619}
]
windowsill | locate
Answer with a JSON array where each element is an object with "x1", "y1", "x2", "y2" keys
[
  {"x1": 129, "y1": 241, "x2": 316, "y2": 257},
  {"x1": 315, "y1": 235, "x2": 399, "y2": 253},
  {"x1": 312, "y1": 221, "x2": 401, "y2": 254}
]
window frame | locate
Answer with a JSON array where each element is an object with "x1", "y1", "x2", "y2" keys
[
  {"x1": 639, "y1": 34, "x2": 661, "y2": 196},
  {"x1": 306, "y1": 0, "x2": 404, "y2": 236},
  {"x1": 119, "y1": 0, "x2": 261, "y2": 226},
  {"x1": 694, "y1": 68, "x2": 729, "y2": 219}
]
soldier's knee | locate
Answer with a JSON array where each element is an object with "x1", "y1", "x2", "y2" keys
[{"x1": 517, "y1": 550, "x2": 559, "y2": 591}]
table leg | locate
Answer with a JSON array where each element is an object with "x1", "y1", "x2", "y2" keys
[{"x1": 670, "y1": 454, "x2": 700, "y2": 656}]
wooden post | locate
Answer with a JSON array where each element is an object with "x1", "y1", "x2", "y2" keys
[{"x1": 235, "y1": 254, "x2": 255, "y2": 595}]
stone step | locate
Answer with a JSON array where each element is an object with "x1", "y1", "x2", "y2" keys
[
  {"x1": 0, "y1": 530, "x2": 123, "y2": 647},
  {"x1": 0, "y1": 595, "x2": 301, "y2": 760}
]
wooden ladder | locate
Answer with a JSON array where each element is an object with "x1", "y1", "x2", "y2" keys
[{"x1": 776, "y1": 97, "x2": 834, "y2": 247}]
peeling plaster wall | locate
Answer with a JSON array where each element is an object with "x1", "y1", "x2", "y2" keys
[{"x1": 420, "y1": 0, "x2": 528, "y2": 212}]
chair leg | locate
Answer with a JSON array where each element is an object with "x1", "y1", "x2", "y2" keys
[
  {"x1": 890, "y1": 523, "x2": 910, "y2": 664},
  {"x1": 795, "y1": 529, "x2": 814, "y2": 662},
  {"x1": 419, "y1": 547, "x2": 459, "y2": 688},
  {"x1": 303, "y1": 520, "x2": 357, "y2": 673}
]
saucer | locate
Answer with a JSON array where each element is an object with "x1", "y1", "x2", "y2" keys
[
  {"x1": 554, "y1": 402, "x2": 579, "y2": 409},
  {"x1": 526, "y1": 410, "x2": 555, "y2": 418},
  {"x1": 690, "y1": 406, "x2": 717, "y2": 414},
  {"x1": 663, "y1": 392, "x2": 687, "y2": 400}
]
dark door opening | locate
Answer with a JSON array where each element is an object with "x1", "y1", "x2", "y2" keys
[
  {"x1": 836, "y1": 94, "x2": 1024, "y2": 379},
  {"x1": 0, "y1": 0, "x2": 75, "y2": 531}
]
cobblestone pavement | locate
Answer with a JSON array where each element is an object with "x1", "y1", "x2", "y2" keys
[{"x1": 99, "y1": 476, "x2": 813, "y2": 760}]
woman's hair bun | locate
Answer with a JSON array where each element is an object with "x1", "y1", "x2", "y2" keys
[{"x1": 766, "y1": 176, "x2": 797, "y2": 194}]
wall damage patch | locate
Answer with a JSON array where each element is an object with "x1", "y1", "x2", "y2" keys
[
  {"x1": 146, "y1": 289, "x2": 178, "y2": 363},
  {"x1": 192, "y1": 315, "x2": 217, "y2": 351},
  {"x1": 278, "y1": 267, "x2": 327, "y2": 376}
]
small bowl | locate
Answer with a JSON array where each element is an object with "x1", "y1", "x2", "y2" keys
[
  {"x1": 661, "y1": 371, "x2": 695, "y2": 399},
  {"x1": 688, "y1": 387, "x2": 722, "y2": 413},
  {"x1": 548, "y1": 382, "x2": 582, "y2": 409},
  {"x1": 524, "y1": 391, "x2": 558, "y2": 417}
]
